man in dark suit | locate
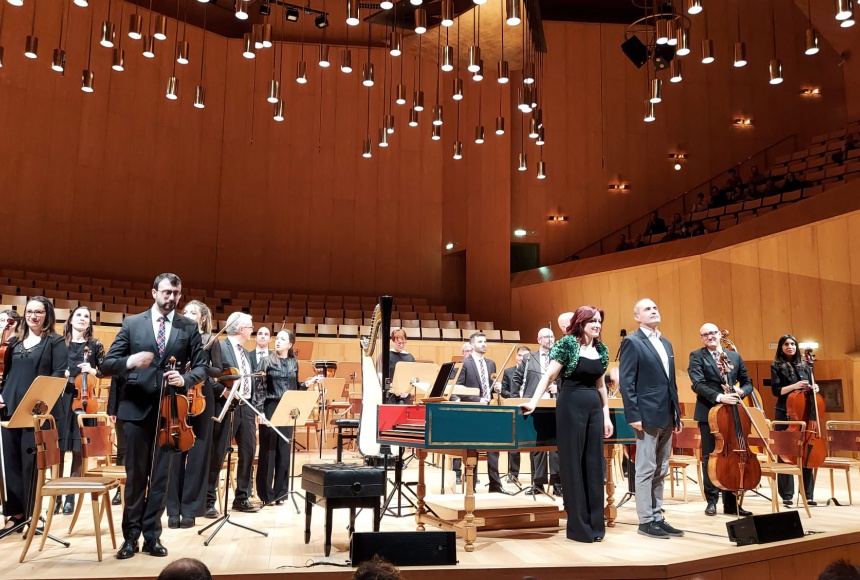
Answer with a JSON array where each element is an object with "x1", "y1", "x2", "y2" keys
[
  {"x1": 688, "y1": 322, "x2": 754, "y2": 517},
  {"x1": 249, "y1": 325, "x2": 272, "y2": 371},
  {"x1": 206, "y1": 312, "x2": 260, "y2": 515},
  {"x1": 619, "y1": 298, "x2": 684, "y2": 540},
  {"x1": 103, "y1": 273, "x2": 207, "y2": 559},
  {"x1": 500, "y1": 346, "x2": 530, "y2": 484},
  {"x1": 452, "y1": 332, "x2": 508, "y2": 493}
]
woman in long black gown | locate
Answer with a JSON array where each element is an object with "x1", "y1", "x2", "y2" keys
[
  {"x1": 0, "y1": 297, "x2": 67, "y2": 538},
  {"x1": 521, "y1": 306, "x2": 613, "y2": 543}
]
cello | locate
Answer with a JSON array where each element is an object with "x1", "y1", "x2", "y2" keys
[
  {"x1": 72, "y1": 345, "x2": 100, "y2": 415},
  {"x1": 784, "y1": 347, "x2": 826, "y2": 469},
  {"x1": 720, "y1": 330, "x2": 766, "y2": 412},
  {"x1": 707, "y1": 352, "x2": 762, "y2": 495},
  {"x1": 156, "y1": 357, "x2": 195, "y2": 453}
]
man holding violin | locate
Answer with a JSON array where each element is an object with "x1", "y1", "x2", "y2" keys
[
  {"x1": 104, "y1": 273, "x2": 208, "y2": 559},
  {"x1": 688, "y1": 322, "x2": 754, "y2": 517}
]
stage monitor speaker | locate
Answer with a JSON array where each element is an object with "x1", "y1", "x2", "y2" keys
[
  {"x1": 350, "y1": 531, "x2": 457, "y2": 566},
  {"x1": 726, "y1": 511, "x2": 804, "y2": 546},
  {"x1": 653, "y1": 43, "x2": 676, "y2": 70},
  {"x1": 621, "y1": 36, "x2": 648, "y2": 69}
]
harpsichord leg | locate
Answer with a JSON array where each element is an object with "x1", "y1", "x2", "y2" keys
[
  {"x1": 604, "y1": 443, "x2": 618, "y2": 527},
  {"x1": 463, "y1": 450, "x2": 478, "y2": 552},
  {"x1": 416, "y1": 448, "x2": 427, "y2": 531}
]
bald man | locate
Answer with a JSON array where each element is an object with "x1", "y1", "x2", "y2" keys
[{"x1": 557, "y1": 312, "x2": 573, "y2": 333}]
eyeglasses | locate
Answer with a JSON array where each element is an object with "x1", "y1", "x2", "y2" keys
[
  {"x1": 700, "y1": 331, "x2": 719, "y2": 337},
  {"x1": 26, "y1": 310, "x2": 46, "y2": 317}
]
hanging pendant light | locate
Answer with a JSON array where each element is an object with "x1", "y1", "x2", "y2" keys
[
  {"x1": 836, "y1": 0, "x2": 854, "y2": 20},
  {"x1": 195, "y1": 2, "x2": 209, "y2": 109},
  {"x1": 536, "y1": 127, "x2": 545, "y2": 146},
  {"x1": 473, "y1": 60, "x2": 484, "y2": 81},
  {"x1": 841, "y1": 15, "x2": 855, "y2": 27},
  {"x1": 452, "y1": 77, "x2": 463, "y2": 100},
  {"x1": 100, "y1": 21, "x2": 116, "y2": 48},
  {"x1": 768, "y1": 58, "x2": 783, "y2": 84},
  {"x1": 475, "y1": 125, "x2": 484, "y2": 144},
  {"x1": 112, "y1": 48, "x2": 124, "y2": 71},
  {"x1": 497, "y1": 60, "x2": 509, "y2": 84},
  {"x1": 362, "y1": 138, "x2": 372, "y2": 158},
  {"x1": 24, "y1": 36, "x2": 37, "y2": 58},
  {"x1": 441, "y1": 44, "x2": 453, "y2": 72},
  {"x1": 506, "y1": 0, "x2": 521, "y2": 26},
  {"x1": 51, "y1": 49, "x2": 65, "y2": 72},
  {"x1": 701, "y1": 38, "x2": 714, "y2": 63},
  {"x1": 389, "y1": 30, "x2": 402, "y2": 56},
  {"x1": 432, "y1": 104, "x2": 443, "y2": 126},
  {"x1": 253, "y1": 24, "x2": 264, "y2": 49},
  {"x1": 644, "y1": 100, "x2": 655, "y2": 122},
  {"x1": 194, "y1": 85, "x2": 205, "y2": 108},
  {"x1": 414, "y1": 90, "x2": 424, "y2": 111},
  {"x1": 242, "y1": 32, "x2": 254, "y2": 58},
  {"x1": 528, "y1": 117, "x2": 539, "y2": 138},
  {"x1": 346, "y1": 0, "x2": 359, "y2": 26},
  {"x1": 495, "y1": 116, "x2": 505, "y2": 135},
  {"x1": 81, "y1": 69, "x2": 94, "y2": 92},
  {"x1": 153, "y1": 14, "x2": 167, "y2": 40},
  {"x1": 177, "y1": 40, "x2": 189, "y2": 64},
  {"x1": 273, "y1": 99, "x2": 285, "y2": 121},
  {"x1": 687, "y1": 0, "x2": 703, "y2": 15},
  {"x1": 267, "y1": 79, "x2": 280, "y2": 103},
  {"x1": 670, "y1": 58, "x2": 682, "y2": 82},
  {"x1": 396, "y1": 84, "x2": 407, "y2": 105},
  {"x1": 82, "y1": 9, "x2": 95, "y2": 92},
  {"x1": 468, "y1": 46, "x2": 481, "y2": 72},
  {"x1": 676, "y1": 26, "x2": 690, "y2": 56},
  {"x1": 804, "y1": 29, "x2": 818, "y2": 55},
  {"x1": 537, "y1": 161, "x2": 547, "y2": 179},
  {"x1": 362, "y1": 62, "x2": 374, "y2": 86},
  {"x1": 128, "y1": 12, "x2": 143, "y2": 39},
  {"x1": 431, "y1": 125, "x2": 441, "y2": 140},
  {"x1": 409, "y1": 108, "x2": 419, "y2": 127},
  {"x1": 733, "y1": 42, "x2": 747, "y2": 67},
  {"x1": 378, "y1": 128, "x2": 389, "y2": 148},
  {"x1": 385, "y1": 115, "x2": 395, "y2": 135},
  {"x1": 523, "y1": 62, "x2": 535, "y2": 84},
  {"x1": 319, "y1": 44, "x2": 330, "y2": 67},
  {"x1": 380, "y1": 0, "x2": 394, "y2": 9},
  {"x1": 441, "y1": 0, "x2": 454, "y2": 27},
  {"x1": 656, "y1": 19, "x2": 669, "y2": 45},
  {"x1": 143, "y1": 35, "x2": 155, "y2": 58},
  {"x1": 341, "y1": 49, "x2": 353, "y2": 72},
  {"x1": 414, "y1": 8, "x2": 427, "y2": 34},
  {"x1": 235, "y1": 0, "x2": 249, "y2": 20},
  {"x1": 518, "y1": 153, "x2": 527, "y2": 171},
  {"x1": 166, "y1": 76, "x2": 179, "y2": 100},
  {"x1": 667, "y1": 20, "x2": 677, "y2": 46},
  {"x1": 453, "y1": 141, "x2": 463, "y2": 160},
  {"x1": 297, "y1": 60, "x2": 308, "y2": 83}
]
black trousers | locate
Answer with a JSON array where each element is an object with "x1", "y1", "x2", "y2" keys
[
  {"x1": 167, "y1": 386, "x2": 215, "y2": 518},
  {"x1": 698, "y1": 422, "x2": 739, "y2": 509},
  {"x1": 256, "y1": 398, "x2": 293, "y2": 504},
  {"x1": 207, "y1": 401, "x2": 256, "y2": 506},
  {"x1": 557, "y1": 387, "x2": 605, "y2": 542},
  {"x1": 773, "y1": 408, "x2": 816, "y2": 501},
  {"x1": 122, "y1": 411, "x2": 173, "y2": 542},
  {"x1": 507, "y1": 452, "x2": 520, "y2": 477},
  {"x1": 1, "y1": 426, "x2": 35, "y2": 516},
  {"x1": 532, "y1": 451, "x2": 560, "y2": 486},
  {"x1": 452, "y1": 453, "x2": 501, "y2": 488}
]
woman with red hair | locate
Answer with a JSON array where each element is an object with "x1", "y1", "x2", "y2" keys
[{"x1": 522, "y1": 306, "x2": 614, "y2": 543}]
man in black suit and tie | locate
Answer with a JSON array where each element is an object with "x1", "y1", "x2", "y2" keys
[
  {"x1": 500, "y1": 346, "x2": 530, "y2": 484},
  {"x1": 206, "y1": 312, "x2": 260, "y2": 514},
  {"x1": 619, "y1": 298, "x2": 684, "y2": 540},
  {"x1": 103, "y1": 273, "x2": 208, "y2": 559},
  {"x1": 688, "y1": 322, "x2": 754, "y2": 517},
  {"x1": 250, "y1": 325, "x2": 272, "y2": 371},
  {"x1": 452, "y1": 332, "x2": 508, "y2": 493}
]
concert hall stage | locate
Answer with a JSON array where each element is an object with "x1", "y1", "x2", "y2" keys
[{"x1": 2, "y1": 451, "x2": 858, "y2": 580}]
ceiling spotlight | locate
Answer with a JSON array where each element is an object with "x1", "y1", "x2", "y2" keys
[
  {"x1": 285, "y1": 7, "x2": 300, "y2": 22},
  {"x1": 506, "y1": 0, "x2": 521, "y2": 26},
  {"x1": 514, "y1": 228, "x2": 527, "y2": 236},
  {"x1": 674, "y1": 163, "x2": 682, "y2": 171},
  {"x1": 315, "y1": 14, "x2": 329, "y2": 28},
  {"x1": 346, "y1": 0, "x2": 360, "y2": 25},
  {"x1": 687, "y1": 0, "x2": 703, "y2": 15},
  {"x1": 414, "y1": 8, "x2": 427, "y2": 34},
  {"x1": 445, "y1": 242, "x2": 454, "y2": 250},
  {"x1": 453, "y1": 141, "x2": 463, "y2": 160}
]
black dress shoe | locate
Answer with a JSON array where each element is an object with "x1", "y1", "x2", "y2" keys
[
  {"x1": 112, "y1": 490, "x2": 123, "y2": 506},
  {"x1": 553, "y1": 484, "x2": 563, "y2": 497},
  {"x1": 167, "y1": 516, "x2": 180, "y2": 529},
  {"x1": 594, "y1": 535, "x2": 604, "y2": 542},
  {"x1": 180, "y1": 517, "x2": 195, "y2": 529},
  {"x1": 53, "y1": 497, "x2": 62, "y2": 515},
  {"x1": 487, "y1": 485, "x2": 513, "y2": 495},
  {"x1": 142, "y1": 539, "x2": 168, "y2": 557},
  {"x1": 0, "y1": 515, "x2": 25, "y2": 539},
  {"x1": 524, "y1": 487, "x2": 539, "y2": 496},
  {"x1": 116, "y1": 539, "x2": 139, "y2": 560},
  {"x1": 705, "y1": 502, "x2": 717, "y2": 516},
  {"x1": 455, "y1": 474, "x2": 462, "y2": 485},
  {"x1": 807, "y1": 499, "x2": 818, "y2": 506},
  {"x1": 724, "y1": 506, "x2": 753, "y2": 516},
  {"x1": 232, "y1": 499, "x2": 260, "y2": 513},
  {"x1": 204, "y1": 507, "x2": 219, "y2": 519},
  {"x1": 782, "y1": 499, "x2": 794, "y2": 508},
  {"x1": 62, "y1": 498, "x2": 75, "y2": 515}
]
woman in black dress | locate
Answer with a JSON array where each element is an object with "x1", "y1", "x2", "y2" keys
[
  {"x1": 0, "y1": 297, "x2": 67, "y2": 537},
  {"x1": 770, "y1": 334, "x2": 817, "y2": 507},
  {"x1": 522, "y1": 306, "x2": 613, "y2": 543},
  {"x1": 386, "y1": 328, "x2": 416, "y2": 404},
  {"x1": 54, "y1": 306, "x2": 105, "y2": 515},
  {"x1": 253, "y1": 329, "x2": 318, "y2": 505},
  {"x1": 166, "y1": 300, "x2": 224, "y2": 528}
]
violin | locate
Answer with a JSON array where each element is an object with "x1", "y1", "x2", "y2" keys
[
  {"x1": 707, "y1": 352, "x2": 762, "y2": 493},
  {"x1": 184, "y1": 361, "x2": 206, "y2": 417},
  {"x1": 215, "y1": 366, "x2": 265, "y2": 388},
  {"x1": 156, "y1": 356, "x2": 195, "y2": 453},
  {"x1": 784, "y1": 348, "x2": 826, "y2": 469},
  {"x1": 72, "y1": 345, "x2": 100, "y2": 415}
]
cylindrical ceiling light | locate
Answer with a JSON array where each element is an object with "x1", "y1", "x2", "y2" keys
[
  {"x1": 262, "y1": 23, "x2": 272, "y2": 48},
  {"x1": 441, "y1": 44, "x2": 453, "y2": 71},
  {"x1": 74, "y1": 0, "x2": 89, "y2": 7},
  {"x1": 495, "y1": 116, "x2": 505, "y2": 135},
  {"x1": 166, "y1": 76, "x2": 178, "y2": 100},
  {"x1": 273, "y1": 99, "x2": 285, "y2": 121},
  {"x1": 701, "y1": 38, "x2": 714, "y2": 63},
  {"x1": 346, "y1": 0, "x2": 360, "y2": 25},
  {"x1": 528, "y1": 117, "x2": 539, "y2": 138},
  {"x1": 380, "y1": 0, "x2": 394, "y2": 9},
  {"x1": 497, "y1": 60, "x2": 509, "y2": 83},
  {"x1": 362, "y1": 138, "x2": 372, "y2": 158},
  {"x1": 670, "y1": 58, "x2": 682, "y2": 82},
  {"x1": 687, "y1": 0, "x2": 703, "y2": 15},
  {"x1": 24, "y1": 35, "x2": 37, "y2": 58},
  {"x1": 378, "y1": 128, "x2": 389, "y2": 148},
  {"x1": 536, "y1": 126, "x2": 545, "y2": 146},
  {"x1": 468, "y1": 45, "x2": 480, "y2": 72},
  {"x1": 441, "y1": 0, "x2": 454, "y2": 27},
  {"x1": 431, "y1": 125, "x2": 441, "y2": 140},
  {"x1": 409, "y1": 108, "x2": 419, "y2": 126},
  {"x1": 414, "y1": 8, "x2": 427, "y2": 34},
  {"x1": 414, "y1": 90, "x2": 425, "y2": 111},
  {"x1": 177, "y1": 40, "x2": 189, "y2": 64},
  {"x1": 82, "y1": 7, "x2": 94, "y2": 92},
  {"x1": 506, "y1": 0, "x2": 521, "y2": 26},
  {"x1": 297, "y1": 60, "x2": 308, "y2": 84},
  {"x1": 385, "y1": 114, "x2": 395, "y2": 134},
  {"x1": 836, "y1": 0, "x2": 854, "y2": 20},
  {"x1": 7, "y1": 0, "x2": 23, "y2": 6},
  {"x1": 537, "y1": 160, "x2": 546, "y2": 179},
  {"x1": 475, "y1": 125, "x2": 484, "y2": 143},
  {"x1": 432, "y1": 104, "x2": 443, "y2": 125},
  {"x1": 453, "y1": 141, "x2": 463, "y2": 160},
  {"x1": 841, "y1": 15, "x2": 855, "y2": 27},
  {"x1": 676, "y1": 26, "x2": 690, "y2": 55},
  {"x1": 81, "y1": 69, "x2": 94, "y2": 92},
  {"x1": 644, "y1": 100, "x2": 655, "y2": 122},
  {"x1": 195, "y1": 0, "x2": 209, "y2": 109},
  {"x1": 112, "y1": 48, "x2": 124, "y2": 71},
  {"x1": 100, "y1": 21, "x2": 116, "y2": 48},
  {"x1": 410, "y1": 0, "x2": 423, "y2": 5},
  {"x1": 319, "y1": 44, "x2": 330, "y2": 67},
  {"x1": 242, "y1": 33, "x2": 254, "y2": 58},
  {"x1": 733, "y1": 42, "x2": 747, "y2": 67},
  {"x1": 153, "y1": 14, "x2": 167, "y2": 40},
  {"x1": 51, "y1": 49, "x2": 65, "y2": 72},
  {"x1": 396, "y1": 83, "x2": 407, "y2": 105},
  {"x1": 128, "y1": 13, "x2": 143, "y2": 39},
  {"x1": 667, "y1": 20, "x2": 677, "y2": 46},
  {"x1": 362, "y1": 62, "x2": 374, "y2": 86},
  {"x1": 143, "y1": 35, "x2": 155, "y2": 58},
  {"x1": 452, "y1": 77, "x2": 463, "y2": 100},
  {"x1": 769, "y1": 58, "x2": 783, "y2": 84},
  {"x1": 253, "y1": 24, "x2": 264, "y2": 49},
  {"x1": 805, "y1": 31, "x2": 819, "y2": 56},
  {"x1": 341, "y1": 48, "x2": 352, "y2": 72},
  {"x1": 194, "y1": 85, "x2": 205, "y2": 109},
  {"x1": 656, "y1": 19, "x2": 669, "y2": 45},
  {"x1": 517, "y1": 153, "x2": 527, "y2": 171},
  {"x1": 523, "y1": 62, "x2": 535, "y2": 85},
  {"x1": 390, "y1": 30, "x2": 402, "y2": 56},
  {"x1": 267, "y1": 79, "x2": 280, "y2": 103},
  {"x1": 235, "y1": 0, "x2": 249, "y2": 20},
  {"x1": 473, "y1": 60, "x2": 484, "y2": 81}
]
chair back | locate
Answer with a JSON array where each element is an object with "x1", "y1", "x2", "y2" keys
[
  {"x1": 32, "y1": 415, "x2": 61, "y2": 472},
  {"x1": 78, "y1": 413, "x2": 115, "y2": 464},
  {"x1": 672, "y1": 421, "x2": 701, "y2": 454},
  {"x1": 825, "y1": 421, "x2": 860, "y2": 453},
  {"x1": 767, "y1": 422, "x2": 807, "y2": 465}
]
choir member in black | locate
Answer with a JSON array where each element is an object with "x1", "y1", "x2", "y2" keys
[
  {"x1": 165, "y1": 301, "x2": 224, "y2": 529},
  {"x1": 54, "y1": 306, "x2": 105, "y2": 515},
  {"x1": 0, "y1": 297, "x2": 67, "y2": 538},
  {"x1": 252, "y1": 329, "x2": 319, "y2": 504},
  {"x1": 522, "y1": 306, "x2": 614, "y2": 543},
  {"x1": 386, "y1": 328, "x2": 416, "y2": 404},
  {"x1": 771, "y1": 334, "x2": 817, "y2": 507}
]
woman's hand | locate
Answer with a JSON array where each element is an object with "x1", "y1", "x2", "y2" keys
[
  {"x1": 520, "y1": 401, "x2": 536, "y2": 416},
  {"x1": 79, "y1": 362, "x2": 97, "y2": 376},
  {"x1": 603, "y1": 416, "x2": 614, "y2": 438},
  {"x1": 794, "y1": 380, "x2": 810, "y2": 391}
]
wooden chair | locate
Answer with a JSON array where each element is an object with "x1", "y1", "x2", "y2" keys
[
  {"x1": 69, "y1": 414, "x2": 127, "y2": 533},
  {"x1": 817, "y1": 421, "x2": 860, "y2": 506},
  {"x1": 20, "y1": 415, "x2": 119, "y2": 563},
  {"x1": 668, "y1": 419, "x2": 705, "y2": 502},
  {"x1": 753, "y1": 420, "x2": 813, "y2": 518}
]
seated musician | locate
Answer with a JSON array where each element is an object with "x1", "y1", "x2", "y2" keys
[
  {"x1": 453, "y1": 342, "x2": 472, "y2": 362},
  {"x1": 386, "y1": 328, "x2": 415, "y2": 404}
]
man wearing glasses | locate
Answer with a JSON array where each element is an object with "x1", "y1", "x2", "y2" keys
[{"x1": 688, "y1": 322, "x2": 754, "y2": 517}]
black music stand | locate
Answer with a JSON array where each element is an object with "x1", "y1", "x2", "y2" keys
[
  {"x1": 199, "y1": 384, "x2": 268, "y2": 546},
  {"x1": 265, "y1": 390, "x2": 318, "y2": 514},
  {"x1": 1, "y1": 376, "x2": 68, "y2": 545}
]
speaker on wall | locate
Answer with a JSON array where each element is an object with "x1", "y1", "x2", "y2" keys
[
  {"x1": 726, "y1": 511, "x2": 804, "y2": 546},
  {"x1": 350, "y1": 531, "x2": 457, "y2": 566},
  {"x1": 621, "y1": 36, "x2": 649, "y2": 69}
]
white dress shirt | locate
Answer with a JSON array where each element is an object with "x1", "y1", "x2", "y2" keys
[
  {"x1": 640, "y1": 325, "x2": 669, "y2": 376},
  {"x1": 151, "y1": 305, "x2": 176, "y2": 345}
]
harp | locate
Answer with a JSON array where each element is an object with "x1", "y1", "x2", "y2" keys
[{"x1": 357, "y1": 295, "x2": 393, "y2": 457}]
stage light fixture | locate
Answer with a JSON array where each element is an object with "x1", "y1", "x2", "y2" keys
[
  {"x1": 315, "y1": 14, "x2": 329, "y2": 28},
  {"x1": 285, "y1": 7, "x2": 299, "y2": 21}
]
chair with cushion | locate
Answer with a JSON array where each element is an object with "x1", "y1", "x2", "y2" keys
[
  {"x1": 668, "y1": 419, "x2": 705, "y2": 502},
  {"x1": 817, "y1": 421, "x2": 860, "y2": 506}
]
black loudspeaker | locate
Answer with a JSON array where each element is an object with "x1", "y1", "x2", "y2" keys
[
  {"x1": 653, "y1": 44, "x2": 676, "y2": 70},
  {"x1": 726, "y1": 511, "x2": 804, "y2": 546},
  {"x1": 350, "y1": 531, "x2": 457, "y2": 566},
  {"x1": 621, "y1": 36, "x2": 649, "y2": 69}
]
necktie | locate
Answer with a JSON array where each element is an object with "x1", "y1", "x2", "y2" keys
[
  {"x1": 541, "y1": 352, "x2": 549, "y2": 373},
  {"x1": 478, "y1": 359, "x2": 488, "y2": 400},
  {"x1": 712, "y1": 350, "x2": 724, "y2": 378},
  {"x1": 156, "y1": 316, "x2": 167, "y2": 355},
  {"x1": 237, "y1": 343, "x2": 251, "y2": 398}
]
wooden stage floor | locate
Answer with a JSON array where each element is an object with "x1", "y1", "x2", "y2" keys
[{"x1": 2, "y1": 449, "x2": 859, "y2": 580}]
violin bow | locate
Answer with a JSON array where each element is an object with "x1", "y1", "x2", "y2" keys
[{"x1": 491, "y1": 345, "x2": 519, "y2": 406}]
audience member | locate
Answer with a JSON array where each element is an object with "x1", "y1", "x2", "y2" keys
[
  {"x1": 354, "y1": 556, "x2": 403, "y2": 580},
  {"x1": 671, "y1": 213, "x2": 685, "y2": 230},
  {"x1": 709, "y1": 186, "x2": 728, "y2": 208},
  {"x1": 832, "y1": 134, "x2": 858, "y2": 165},
  {"x1": 661, "y1": 223, "x2": 683, "y2": 243},
  {"x1": 760, "y1": 177, "x2": 779, "y2": 198},
  {"x1": 615, "y1": 233, "x2": 631, "y2": 252},
  {"x1": 725, "y1": 167, "x2": 742, "y2": 190},
  {"x1": 158, "y1": 558, "x2": 213, "y2": 580},
  {"x1": 690, "y1": 221, "x2": 706, "y2": 237},
  {"x1": 781, "y1": 171, "x2": 803, "y2": 193},
  {"x1": 692, "y1": 193, "x2": 709, "y2": 212},
  {"x1": 632, "y1": 233, "x2": 645, "y2": 248},
  {"x1": 748, "y1": 165, "x2": 767, "y2": 193},
  {"x1": 644, "y1": 211, "x2": 668, "y2": 236},
  {"x1": 818, "y1": 559, "x2": 860, "y2": 580}
]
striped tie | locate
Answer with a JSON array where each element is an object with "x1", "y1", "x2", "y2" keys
[{"x1": 156, "y1": 316, "x2": 167, "y2": 355}]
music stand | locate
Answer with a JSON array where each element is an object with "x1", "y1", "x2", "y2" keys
[
  {"x1": 267, "y1": 390, "x2": 320, "y2": 513},
  {"x1": 199, "y1": 380, "x2": 269, "y2": 546},
  {"x1": 391, "y1": 362, "x2": 438, "y2": 402},
  {"x1": 315, "y1": 378, "x2": 345, "y2": 458},
  {"x1": 2, "y1": 376, "x2": 68, "y2": 544}
]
